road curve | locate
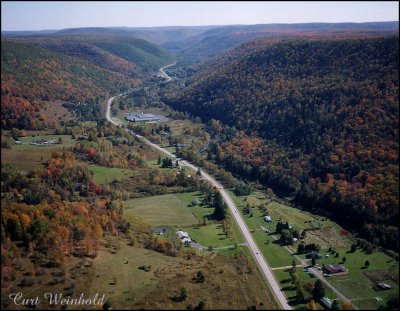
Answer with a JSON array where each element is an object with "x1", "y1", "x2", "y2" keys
[
  {"x1": 159, "y1": 62, "x2": 177, "y2": 82},
  {"x1": 105, "y1": 64, "x2": 292, "y2": 310}
]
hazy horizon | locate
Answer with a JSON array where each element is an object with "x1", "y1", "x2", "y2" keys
[{"x1": 2, "y1": 1, "x2": 399, "y2": 32}]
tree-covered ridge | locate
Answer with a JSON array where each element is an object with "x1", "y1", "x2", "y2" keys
[
  {"x1": 1, "y1": 41, "x2": 135, "y2": 129},
  {"x1": 164, "y1": 36, "x2": 399, "y2": 250},
  {"x1": 9, "y1": 35, "x2": 175, "y2": 76}
]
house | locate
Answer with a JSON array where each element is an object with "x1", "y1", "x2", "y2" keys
[
  {"x1": 176, "y1": 231, "x2": 189, "y2": 239},
  {"x1": 320, "y1": 297, "x2": 332, "y2": 309},
  {"x1": 264, "y1": 216, "x2": 272, "y2": 222},
  {"x1": 306, "y1": 251, "x2": 322, "y2": 259},
  {"x1": 125, "y1": 112, "x2": 160, "y2": 123},
  {"x1": 176, "y1": 231, "x2": 191, "y2": 245},
  {"x1": 323, "y1": 264, "x2": 347, "y2": 274}
]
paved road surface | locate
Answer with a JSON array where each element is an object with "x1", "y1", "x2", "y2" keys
[
  {"x1": 105, "y1": 64, "x2": 292, "y2": 310},
  {"x1": 159, "y1": 62, "x2": 177, "y2": 82}
]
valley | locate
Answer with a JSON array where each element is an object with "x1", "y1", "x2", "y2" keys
[{"x1": 1, "y1": 14, "x2": 399, "y2": 311}]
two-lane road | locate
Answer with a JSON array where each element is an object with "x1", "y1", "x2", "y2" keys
[{"x1": 105, "y1": 64, "x2": 292, "y2": 310}]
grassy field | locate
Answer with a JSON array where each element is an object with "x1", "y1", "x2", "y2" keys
[
  {"x1": 13, "y1": 134, "x2": 76, "y2": 150},
  {"x1": 175, "y1": 191, "x2": 214, "y2": 222},
  {"x1": 273, "y1": 268, "x2": 337, "y2": 310},
  {"x1": 73, "y1": 234, "x2": 276, "y2": 310},
  {"x1": 312, "y1": 248, "x2": 399, "y2": 309},
  {"x1": 228, "y1": 190, "x2": 296, "y2": 268},
  {"x1": 87, "y1": 164, "x2": 135, "y2": 184},
  {"x1": 1, "y1": 135, "x2": 76, "y2": 171},
  {"x1": 186, "y1": 224, "x2": 235, "y2": 248},
  {"x1": 123, "y1": 194, "x2": 199, "y2": 227},
  {"x1": 228, "y1": 189, "x2": 399, "y2": 309}
]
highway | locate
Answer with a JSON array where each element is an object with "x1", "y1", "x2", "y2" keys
[{"x1": 105, "y1": 63, "x2": 292, "y2": 310}]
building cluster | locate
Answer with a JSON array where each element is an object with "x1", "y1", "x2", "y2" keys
[
  {"x1": 125, "y1": 112, "x2": 161, "y2": 123},
  {"x1": 30, "y1": 139, "x2": 59, "y2": 146}
]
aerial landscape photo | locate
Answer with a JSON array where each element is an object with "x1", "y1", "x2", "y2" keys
[{"x1": 0, "y1": 1, "x2": 399, "y2": 310}]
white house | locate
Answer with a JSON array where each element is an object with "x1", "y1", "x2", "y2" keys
[
  {"x1": 176, "y1": 231, "x2": 191, "y2": 245},
  {"x1": 176, "y1": 231, "x2": 189, "y2": 239}
]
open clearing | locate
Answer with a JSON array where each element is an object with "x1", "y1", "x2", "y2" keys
[
  {"x1": 74, "y1": 234, "x2": 276, "y2": 310},
  {"x1": 87, "y1": 164, "x2": 135, "y2": 184},
  {"x1": 13, "y1": 134, "x2": 76, "y2": 150},
  {"x1": 123, "y1": 194, "x2": 199, "y2": 227},
  {"x1": 186, "y1": 224, "x2": 235, "y2": 248},
  {"x1": 1, "y1": 135, "x2": 76, "y2": 171}
]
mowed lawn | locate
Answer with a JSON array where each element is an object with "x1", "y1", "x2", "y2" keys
[
  {"x1": 186, "y1": 224, "x2": 235, "y2": 248},
  {"x1": 315, "y1": 248, "x2": 399, "y2": 309},
  {"x1": 87, "y1": 164, "x2": 135, "y2": 184},
  {"x1": 123, "y1": 194, "x2": 199, "y2": 227}
]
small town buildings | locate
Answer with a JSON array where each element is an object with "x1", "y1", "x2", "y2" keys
[
  {"x1": 125, "y1": 112, "x2": 160, "y2": 123},
  {"x1": 323, "y1": 264, "x2": 347, "y2": 274},
  {"x1": 30, "y1": 139, "x2": 58, "y2": 146}
]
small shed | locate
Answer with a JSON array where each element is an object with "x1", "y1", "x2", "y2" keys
[{"x1": 323, "y1": 264, "x2": 346, "y2": 274}]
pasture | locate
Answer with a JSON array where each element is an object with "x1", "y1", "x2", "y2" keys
[
  {"x1": 74, "y1": 234, "x2": 276, "y2": 310},
  {"x1": 123, "y1": 194, "x2": 199, "y2": 227}
]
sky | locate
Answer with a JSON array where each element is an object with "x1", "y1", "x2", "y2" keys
[{"x1": 1, "y1": 1, "x2": 399, "y2": 31}]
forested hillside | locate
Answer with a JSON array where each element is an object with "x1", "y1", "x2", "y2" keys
[
  {"x1": 164, "y1": 36, "x2": 399, "y2": 250},
  {"x1": 9, "y1": 35, "x2": 175, "y2": 77},
  {"x1": 1, "y1": 41, "x2": 136, "y2": 129}
]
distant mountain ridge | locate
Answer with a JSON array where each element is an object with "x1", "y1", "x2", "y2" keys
[{"x1": 3, "y1": 22, "x2": 398, "y2": 62}]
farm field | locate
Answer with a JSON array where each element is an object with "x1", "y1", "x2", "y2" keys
[
  {"x1": 87, "y1": 164, "x2": 135, "y2": 184},
  {"x1": 123, "y1": 194, "x2": 199, "y2": 227}
]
